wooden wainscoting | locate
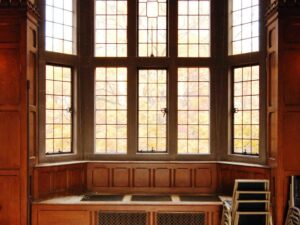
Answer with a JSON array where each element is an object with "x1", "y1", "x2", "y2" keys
[
  {"x1": 32, "y1": 203, "x2": 221, "y2": 225},
  {"x1": 33, "y1": 163, "x2": 86, "y2": 199},
  {"x1": 87, "y1": 162, "x2": 217, "y2": 194},
  {"x1": 32, "y1": 161, "x2": 272, "y2": 199},
  {"x1": 217, "y1": 163, "x2": 271, "y2": 195}
]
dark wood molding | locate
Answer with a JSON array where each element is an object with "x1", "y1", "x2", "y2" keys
[
  {"x1": 0, "y1": 0, "x2": 39, "y2": 18},
  {"x1": 266, "y1": 0, "x2": 300, "y2": 18}
]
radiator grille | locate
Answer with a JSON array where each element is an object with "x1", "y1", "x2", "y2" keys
[
  {"x1": 157, "y1": 212, "x2": 205, "y2": 225},
  {"x1": 98, "y1": 212, "x2": 147, "y2": 225}
]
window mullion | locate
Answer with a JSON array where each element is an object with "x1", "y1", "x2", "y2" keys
[
  {"x1": 127, "y1": 65, "x2": 138, "y2": 157},
  {"x1": 168, "y1": 0, "x2": 178, "y2": 59},
  {"x1": 127, "y1": 0, "x2": 138, "y2": 157}
]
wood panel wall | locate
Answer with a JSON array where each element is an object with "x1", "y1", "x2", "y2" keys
[
  {"x1": 0, "y1": 3, "x2": 38, "y2": 225},
  {"x1": 217, "y1": 164, "x2": 271, "y2": 195},
  {"x1": 32, "y1": 203, "x2": 220, "y2": 225},
  {"x1": 266, "y1": 4, "x2": 300, "y2": 225},
  {"x1": 33, "y1": 162, "x2": 273, "y2": 200},
  {"x1": 86, "y1": 162, "x2": 217, "y2": 194},
  {"x1": 33, "y1": 163, "x2": 86, "y2": 200}
]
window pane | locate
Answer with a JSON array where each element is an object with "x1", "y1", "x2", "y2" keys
[
  {"x1": 178, "y1": 68, "x2": 210, "y2": 154},
  {"x1": 138, "y1": 70, "x2": 167, "y2": 152},
  {"x1": 95, "y1": 0, "x2": 127, "y2": 57},
  {"x1": 95, "y1": 67, "x2": 127, "y2": 154},
  {"x1": 230, "y1": 0, "x2": 259, "y2": 55},
  {"x1": 233, "y1": 65, "x2": 259, "y2": 155},
  {"x1": 178, "y1": 0, "x2": 211, "y2": 57},
  {"x1": 138, "y1": 0, "x2": 167, "y2": 57},
  {"x1": 45, "y1": 0, "x2": 76, "y2": 54},
  {"x1": 45, "y1": 65, "x2": 72, "y2": 154}
]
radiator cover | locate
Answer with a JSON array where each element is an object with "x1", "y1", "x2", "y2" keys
[
  {"x1": 156, "y1": 212, "x2": 205, "y2": 225},
  {"x1": 98, "y1": 212, "x2": 147, "y2": 225}
]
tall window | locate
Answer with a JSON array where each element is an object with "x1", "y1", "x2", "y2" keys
[
  {"x1": 138, "y1": 0, "x2": 167, "y2": 57},
  {"x1": 230, "y1": 0, "x2": 259, "y2": 55},
  {"x1": 178, "y1": 0, "x2": 210, "y2": 57},
  {"x1": 138, "y1": 70, "x2": 167, "y2": 152},
  {"x1": 95, "y1": 68, "x2": 127, "y2": 154},
  {"x1": 233, "y1": 65, "x2": 259, "y2": 155},
  {"x1": 95, "y1": 0, "x2": 127, "y2": 57},
  {"x1": 45, "y1": 0, "x2": 76, "y2": 54},
  {"x1": 45, "y1": 65, "x2": 73, "y2": 154},
  {"x1": 178, "y1": 68, "x2": 210, "y2": 154},
  {"x1": 93, "y1": 0, "x2": 212, "y2": 157},
  {"x1": 40, "y1": 0, "x2": 266, "y2": 160}
]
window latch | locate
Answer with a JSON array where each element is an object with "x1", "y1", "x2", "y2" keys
[
  {"x1": 67, "y1": 107, "x2": 73, "y2": 114},
  {"x1": 233, "y1": 108, "x2": 239, "y2": 114},
  {"x1": 161, "y1": 108, "x2": 168, "y2": 117}
]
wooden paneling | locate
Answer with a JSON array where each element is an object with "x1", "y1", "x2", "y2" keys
[
  {"x1": 32, "y1": 203, "x2": 220, "y2": 225},
  {"x1": 283, "y1": 113, "x2": 300, "y2": 170},
  {"x1": 266, "y1": 9, "x2": 300, "y2": 224},
  {"x1": 87, "y1": 162, "x2": 217, "y2": 194},
  {"x1": 268, "y1": 112, "x2": 278, "y2": 159},
  {"x1": 0, "y1": 112, "x2": 20, "y2": 168},
  {"x1": 29, "y1": 111, "x2": 37, "y2": 164},
  {"x1": 37, "y1": 211, "x2": 91, "y2": 225},
  {"x1": 133, "y1": 168, "x2": 151, "y2": 187},
  {"x1": 154, "y1": 168, "x2": 171, "y2": 187},
  {"x1": 0, "y1": 24, "x2": 19, "y2": 43},
  {"x1": 112, "y1": 168, "x2": 130, "y2": 187},
  {"x1": 0, "y1": 7, "x2": 35, "y2": 223},
  {"x1": 0, "y1": 48, "x2": 20, "y2": 105},
  {"x1": 268, "y1": 52, "x2": 278, "y2": 108},
  {"x1": 283, "y1": 51, "x2": 300, "y2": 106},
  {"x1": 283, "y1": 19, "x2": 300, "y2": 43},
  {"x1": 68, "y1": 167, "x2": 85, "y2": 192},
  {"x1": 38, "y1": 171, "x2": 52, "y2": 199},
  {"x1": 174, "y1": 168, "x2": 191, "y2": 187},
  {"x1": 0, "y1": 173, "x2": 20, "y2": 225},
  {"x1": 92, "y1": 167, "x2": 110, "y2": 187},
  {"x1": 27, "y1": 20, "x2": 38, "y2": 169},
  {"x1": 218, "y1": 164, "x2": 271, "y2": 195},
  {"x1": 195, "y1": 168, "x2": 214, "y2": 188},
  {"x1": 266, "y1": 18, "x2": 278, "y2": 167},
  {"x1": 33, "y1": 163, "x2": 86, "y2": 200},
  {"x1": 53, "y1": 170, "x2": 68, "y2": 193}
]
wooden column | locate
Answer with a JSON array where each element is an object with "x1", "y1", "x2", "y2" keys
[
  {"x1": 266, "y1": 1, "x2": 300, "y2": 224},
  {"x1": 0, "y1": 1, "x2": 39, "y2": 225}
]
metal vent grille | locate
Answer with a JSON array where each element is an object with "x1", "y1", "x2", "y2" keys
[
  {"x1": 157, "y1": 212, "x2": 205, "y2": 225},
  {"x1": 98, "y1": 212, "x2": 147, "y2": 225}
]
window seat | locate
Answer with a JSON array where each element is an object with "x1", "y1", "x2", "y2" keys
[
  {"x1": 32, "y1": 194, "x2": 222, "y2": 225},
  {"x1": 33, "y1": 194, "x2": 222, "y2": 205}
]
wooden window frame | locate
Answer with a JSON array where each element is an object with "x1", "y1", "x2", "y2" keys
[
  {"x1": 38, "y1": 0, "x2": 267, "y2": 164},
  {"x1": 38, "y1": 0, "x2": 81, "y2": 163},
  {"x1": 45, "y1": 64, "x2": 74, "y2": 155},
  {"x1": 225, "y1": 0, "x2": 267, "y2": 164},
  {"x1": 231, "y1": 64, "x2": 260, "y2": 156},
  {"x1": 83, "y1": 0, "x2": 216, "y2": 161}
]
